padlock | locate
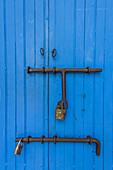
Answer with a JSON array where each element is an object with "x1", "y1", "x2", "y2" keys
[
  {"x1": 14, "y1": 138, "x2": 23, "y2": 155},
  {"x1": 55, "y1": 101, "x2": 66, "y2": 120},
  {"x1": 55, "y1": 107, "x2": 65, "y2": 120}
]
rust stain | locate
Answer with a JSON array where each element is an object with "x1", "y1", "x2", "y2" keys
[
  {"x1": 81, "y1": 94, "x2": 86, "y2": 98},
  {"x1": 73, "y1": 113, "x2": 77, "y2": 120}
]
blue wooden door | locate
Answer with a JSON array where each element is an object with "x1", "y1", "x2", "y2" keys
[{"x1": 0, "y1": 0, "x2": 113, "y2": 169}]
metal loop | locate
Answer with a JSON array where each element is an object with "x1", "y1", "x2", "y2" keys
[
  {"x1": 40, "y1": 48, "x2": 44, "y2": 55},
  {"x1": 63, "y1": 100, "x2": 68, "y2": 110},
  {"x1": 87, "y1": 135, "x2": 93, "y2": 145},
  {"x1": 52, "y1": 49, "x2": 57, "y2": 57},
  {"x1": 59, "y1": 100, "x2": 68, "y2": 110},
  {"x1": 53, "y1": 135, "x2": 57, "y2": 144},
  {"x1": 53, "y1": 67, "x2": 56, "y2": 74},
  {"x1": 87, "y1": 67, "x2": 91, "y2": 74},
  {"x1": 41, "y1": 135, "x2": 45, "y2": 144},
  {"x1": 42, "y1": 66, "x2": 45, "y2": 74},
  {"x1": 26, "y1": 135, "x2": 32, "y2": 144}
]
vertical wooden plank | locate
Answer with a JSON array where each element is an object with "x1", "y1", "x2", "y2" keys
[
  {"x1": 25, "y1": 0, "x2": 49, "y2": 169},
  {"x1": 104, "y1": 1, "x2": 113, "y2": 169},
  {"x1": 0, "y1": 0, "x2": 5, "y2": 169},
  {"x1": 35, "y1": 0, "x2": 49, "y2": 169},
  {"x1": 44, "y1": 0, "x2": 49, "y2": 169},
  {"x1": 23, "y1": 0, "x2": 27, "y2": 168},
  {"x1": 48, "y1": 0, "x2": 56, "y2": 169},
  {"x1": 94, "y1": 0, "x2": 105, "y2": 169},
  {"x1": 74, "y1": 0, "x2": 85, "y2": 169},
  {"x1": 53, "y1": 0, "x2": 65, "y2": 169},
  {"x1": 49, "y1": 0, "x2": 65, "y2": 169},
  {"x1": 15, "y1": 0, "x2": 25, "y2": 169},
  {"x1": 64, "y1": 0, "x2": 74, "y2": 170},
  {"x1": 84, "y1": 0, "x2": 95, "y2": 169},
  {"x1": 25, "y1": 0, "x2": 36, "y2": 169},
  {"x1": 35, "y1": 0, "x2": 44, "y2": 169},
  {"x1": 5, "y1": 0, "x2": 16, "y2": 169}
]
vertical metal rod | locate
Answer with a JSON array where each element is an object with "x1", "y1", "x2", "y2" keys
[{"x1": 62, "y1": 71, "x2": 66, "y2": 101}]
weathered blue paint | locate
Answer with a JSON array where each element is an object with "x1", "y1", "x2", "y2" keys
[{"x1": 0, "y1": 0, "x2": 113, "y2": 169}]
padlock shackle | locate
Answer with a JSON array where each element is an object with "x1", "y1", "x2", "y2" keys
[{"x1": 18, "y1": 138, "x2": 23, "y2": 143}]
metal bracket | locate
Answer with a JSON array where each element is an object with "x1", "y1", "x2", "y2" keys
[
  {"x1": 27, "y1": 66, "x2": 102, "y2": 120},
  {"x1": 15, "y1": 135, "x2": 100, "y2": 156}
]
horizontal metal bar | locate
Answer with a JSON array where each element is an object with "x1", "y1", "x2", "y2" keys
[
  {"x1": 15, "y1": 135, "x2": 100, "y2": 156},
  {"x1": 27, "y1": 66, "x2": 102, "y2": 74}
]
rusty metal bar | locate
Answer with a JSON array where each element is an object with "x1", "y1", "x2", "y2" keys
[
  {"x1": 27, "y1": 66, "x2": 102, "y2": 120},
  {"x1": 15, "y1": 135, "x2": 100, "y2": 156},
  {"x1": 62, "y1": 71, "x2": 66, "y2": 101},
  {"x1": 27, "y1": 66, "x2": 102, "y2": 74}
]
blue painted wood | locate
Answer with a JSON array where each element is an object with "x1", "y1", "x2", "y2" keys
[
  {"x1": 94, "y1": 0, "x2": 105, "y2": 169},
  {"x1": 5, "y1": 0, "x2": 16, "y2": 169},
  {"x1": 15, "y1": 0, "x2": 25, "y2": 169},
  {"x1": 49, "y1": 1, "x2": 65, "y2": 169},
  {"x1": 0, "y1": 0, "x2": 6, "y2": 169},
  {"x1": 0, "y1": 0, "x2": 113, "y2": 169},
  {"x1": 35, "y1": 0, "x2": 46, "y2": 169},
  {"x1": 84, "y1": 0, "x2": 95, "y2": 168},
  {"x1": 104, "y1": 0, "x2": 113, "y2": 169},
  {"x1": 74, "y1": 0, "x2": 84, "y2": 169}
]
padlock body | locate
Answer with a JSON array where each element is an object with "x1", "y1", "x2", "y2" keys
[
  {"x1": 14, "y1": 143, "x2": 23, "y2": 155},
  {"x1": 55, "y1": 108, "x2": 65, "y2": 120}
]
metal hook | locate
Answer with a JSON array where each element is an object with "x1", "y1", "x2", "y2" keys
[
  {"x1": 52, "y1": 49, "x2": 57, "y2": 57},
  {"x1": 40, "y1": 48, "x2": 44, "y2": 55}
]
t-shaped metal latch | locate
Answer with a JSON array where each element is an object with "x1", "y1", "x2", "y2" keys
[{"x1": 27, "y1": 66, "x2": 102, "y2": 120}]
